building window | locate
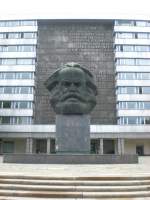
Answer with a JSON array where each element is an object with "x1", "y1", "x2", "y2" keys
[
  {"x1": 0, "y1": 45, "x2": 36, "y2": 52},
  {"x1": 116, "y1": 59, "x2": 150, "y2": 66},
  {"x1": 117, "y1": 72, "x2": 150, "y2": 80},
  {"x1": 116, "y1": 59, "x2": 135, "y2": 65},
  {"x1": 115, "y1": 20, "x2": 134, "y2": 26},
  {"x1": 17, "y1": 59, "x2": 35, "y2": 65},
  {"x1": 13, "y1": 101, "x2": 32, "y2": 109},
  {"x1": 118, "y1": 101, "x2": 150, "y2": 110},
  {"x1": 0, "y1": 87, "x2": 33, "y2": 94},
  {"x1": 0, "y1": 33, "x2": 6, "y2": 39},
  {"x1": 23, "y1": 32, "x2": 37, "y2": 39},
  {"x1": 1, "y1": 59, "x2": 16, "y2": 65},
  {"x1": 20, "y1": 20, "x2": 37, "y2": 26},
  {"x1": 142, "y1": 87, "x2": 150, "y2": 94},
  {"x1": 0, "y1": 116, "x2": 10, "y2": 124},
  {"x1": 117, "y1": 87, "x2": 150, "y2": 94},
  {"x1": 136, "y1": 21, "x2": 147, "y2": 27},
  {"x1": 8, "y1": 33, "x2": 21, "y2": 39},
  {"x1": 0, "y1": 116, "x2": 32, "y2": 124},
  {"x1": 12, "y1": 116, "x2": 32, "y2": 124},
  {"x1": 136, "y1": 59, "x2": 150, "y2": 66},
  {"x1": 0, "y1": 72, "x2": 34, "y2": 79},
  {"x1": 3, "y1": 101, "x2": 11, "y2": 108},
  {"x1": 135, "y1": 46, "x2": 150, "y2": 52},
  {"x1": 0, "y1": 101, "x2": 33, "y2": 109},
  {"x1": 116, "y1": 45, "x2": 150, "y2": 52},
  {"x1": 0, "y1": 58, "x2": 36, "y2": 65},
  {"x1": 0, "y1": 20, "x2": 37, "y2": 27},
  {"x1": 115, "y1": 33, "x2": 134, "y2": 39},
  {"x1": 118, "y1": 116, "x2": 150, "y2": 125},
  {"x1": 0, "y1": 32, "x2": 37, "y2": 39},
  {"x1": 3, "y1": 141, "x2": 14, "y2": 153}
]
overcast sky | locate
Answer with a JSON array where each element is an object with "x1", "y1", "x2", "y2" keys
[{"x1": 0, "y1": 0, "x2": 150, "y2": 20}]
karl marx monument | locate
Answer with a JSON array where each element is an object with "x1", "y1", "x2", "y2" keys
[
  {"x1": 45, "y1": 62, "x2": 97, "y2": 154},
  {"x1": 3, "y1": 62, "x2": 138, "y2": 164}
]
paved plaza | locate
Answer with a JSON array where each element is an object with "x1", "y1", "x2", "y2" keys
[{"x1": 0, "y1": 156, "x2": 149, "y2": 178}]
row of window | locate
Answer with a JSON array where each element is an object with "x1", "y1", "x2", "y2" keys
[
  {"x1": 0, "y1": 20, "x2": 37, "y2": 27},
  {"x1": 115, "y1": 20, "x2": 150, "y2": 27},
  {"x1": 0, "y1": 72, "x2": 34, "y2": 79},
  {"x1": 115, "y1": 45, "x2": 150, "y2": 52},
  {"x1": 0, "y1": 87, "x2": 33, "y2": 94},
  {"x1": 116, "y1": 59, "x2": 150, "y2": 66},
  {"x1": 118, "y1": 116, "x2": 150, "y2": 125},
  {"x1": 117, "y1": 72, "x2": 150, "y2": 80},
  {"x1": 0, "y1": 32, "x2": 37, "y2": 39},
  {"x1": 118, "y1": 101, "x2": 150, "y2": 109},
  {"x1": 117, "y1": 87, "x2": 150, "y2": 94},
  {"x1": 0, "y1": 59, "x2": 35, "y2": 65},
  {"x1": 115, "y1": 32, "x2": 150, "y2": 39},
  {"x1": 0, "y1": 101, "x2": 33, "y2": 109},
  {"x1": 0, "y1": 45, "x2": 36, "y2": 52},
  {"x1": 0, "y1": 116, "x2": 32, "y2": 124}
]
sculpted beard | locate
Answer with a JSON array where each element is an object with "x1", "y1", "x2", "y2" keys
[{"x1": 50, "y1": 84, "x2": 96, "y2": 114}]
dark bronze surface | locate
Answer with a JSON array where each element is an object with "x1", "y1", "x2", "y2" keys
[{"x1": 45, "y1": 62, "x2": 97, "y2": 114}]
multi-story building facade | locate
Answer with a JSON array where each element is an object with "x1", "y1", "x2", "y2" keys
[
  {"x1": 115, "y1": 20, "x2": 150, "y2": 125},
  {"x1": 0, "y1": 18, "x2": 150, "y2": 156}
]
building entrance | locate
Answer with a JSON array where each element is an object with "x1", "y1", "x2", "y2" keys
[
  {"x1": 91, "y1": 139, "x2": 100, "y2": 154},
  {"x1": 103, "y1": 139, "x2": 115, "y2": 154},
  {"x1": 35, "y1": 139, "x2": 47, "y2": 153},
  {"x1": 136, "y1": 145, "x2": 144, "y2": 155}
]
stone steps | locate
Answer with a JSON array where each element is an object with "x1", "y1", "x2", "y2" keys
[
  {"x1": 0, "y1": 175, "x2": 149, "y2": 198},
  {"x1": 0, "y1": 198, "x2": 150, "y2": 200},
  {"x1": 0, "y1": 190, "x2": 149, "y2": 198},
  {"x1": 0, "y1": 183, "x2": 149, "y2": 192},
  {"x1": 0, "y1": 179, "x2": 150, "y2": 186}
]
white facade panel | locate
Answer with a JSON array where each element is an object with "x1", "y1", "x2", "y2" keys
[
  {"x1": 0, "y1": 65, "x2": 35, "y2": 72},
  {"x1": 0, "y1": 94, "x2": 34, "y2": 101},
  {"x1": 0, "y1": 125, "x2": 55, "y2": 133},
  {"x1": 0, "y1": 79, "x2": 34, "y2": 86},
  {"x1": 115, "y1": 39, "x2": 150, "y2": 45},
  {"x1": 118, "y1": 109, "x2": 150, "y2": 117},
  {"x1": 114, "y1": 26, "x2": 150, "y2": 33},
  {"x1": 0, "y1": 26, "x2": 37, "y2": 33},
  {"x1": 125, "y1": 139, "x2": 150, "y2": 155},
  {"x1": 0, "y1": 124, "x2": 150, "y2": 134},
  {"x1": 116, "y1": 80, "x2": 150, "y2": 87},
  {"x1": 115, "y1": 52, "x2": 150, "y2": 59},
  {"x1": 0, "y1": 109, "x2": 33, "y2": 116},
  {"x1": 0, "y1": 39, "x2": 37, "y2": 45},
  {"x1": 117, "y1": 94, "x2": 150, "y2": 101},
  {"x1": 0, "y1": 52, "x2": 36, "y2": 58},
  {"x1": 116, "y1": 65, "x2": 150, "y2": 72}
]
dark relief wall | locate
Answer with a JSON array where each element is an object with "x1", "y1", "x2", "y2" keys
[{"x1": 35, "y1": 20, "x2": 117, "y2": 124}]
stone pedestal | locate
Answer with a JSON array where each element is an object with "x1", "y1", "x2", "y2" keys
[{"x1": 56, "y1": 115, "x2": 90, "y2": 154}]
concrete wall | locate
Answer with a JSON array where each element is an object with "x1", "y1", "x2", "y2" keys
[
  {"x1": 125, "y1": 139, "x2": 150, "y2": 155},
  {"x1": 35, "y1": 20, "x2": 116, "y2": 124},
  {"x1": 15, "y1": 139, "x2": 26, "y2": 153}
]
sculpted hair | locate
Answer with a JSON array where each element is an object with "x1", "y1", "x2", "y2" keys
[{"x1": 45, "y1": 63, "x2": 97, "y2": 95}]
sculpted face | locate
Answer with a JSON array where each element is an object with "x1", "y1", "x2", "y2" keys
[{"x1": 45, "y1": 63, "x2": 97, "y2": 114}]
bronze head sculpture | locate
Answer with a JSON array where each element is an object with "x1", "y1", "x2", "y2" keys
[{"x1": 45, "y1": 62, "x2": 97, "y2": 114}]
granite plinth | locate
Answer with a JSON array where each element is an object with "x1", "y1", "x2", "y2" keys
[
  {"x1": 56, "y1": 115, "x2": 90, "y2": 154},
  {"x1": 3, "y1": 154, "x2": 138, "y2": 164}
]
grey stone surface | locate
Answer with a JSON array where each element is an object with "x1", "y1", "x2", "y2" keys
[
  {"x1": 35, "y1": 20, "x2": 116, "y2": 124},
  {"x1": 56, "y1": 115, "x2": 90, "y2": 154},
  {"x1": 3, "y1": 154, "x2": 138, "y2": 164}
]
